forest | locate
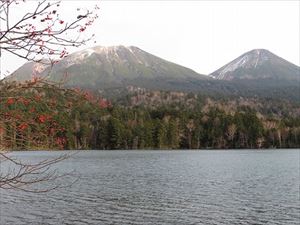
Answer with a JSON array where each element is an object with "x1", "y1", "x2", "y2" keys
[
  {"x1": 0, "y1": 0, "x2": 298, "y2": 152},
  {"x1": 1, "y1": 80, "x2": 299, "y2": 150}
]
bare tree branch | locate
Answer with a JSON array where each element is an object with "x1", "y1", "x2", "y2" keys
[
  {"x1": 0, "y1": 0, "x2": 99, "y2": 192},
  {"x1": 0, "y1": 0, "x2": 99, "y2": 65}
]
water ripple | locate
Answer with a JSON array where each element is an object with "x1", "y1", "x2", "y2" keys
[{"x1": 0, "y1": 150, "x2": 299, "y2": 225}]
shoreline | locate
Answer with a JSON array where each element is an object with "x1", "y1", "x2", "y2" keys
[{"x1": 4, "y1": 148, "x2": 300, "y2": 152}]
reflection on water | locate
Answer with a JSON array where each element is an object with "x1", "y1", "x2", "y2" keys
[{"x1": 0, "y1": 150, "x2": 299, "y2": 224}]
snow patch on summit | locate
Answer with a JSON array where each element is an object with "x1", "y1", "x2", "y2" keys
[
  {"x1": 73, "y1": 48, "x2": 95, "y2": 59},
  {"x1": 218, "y1": 55, "x2": 250, "y2": 79},
  {"x1": 83, "y1": 49, "x2": 96, "y2": 57},
  {"x1": 64, "y1": 48, "x2": 96, "y2": 66},
  {"x1": 215, "y1": 49, "x2": 271, "y2": 79}
]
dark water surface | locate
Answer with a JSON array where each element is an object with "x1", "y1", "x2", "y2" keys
[{"x1": 0, "y1": 150, "x2": 299, "y2": 225}]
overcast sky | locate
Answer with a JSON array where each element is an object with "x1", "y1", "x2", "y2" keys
[{"x1": 1, "y1": 0, "x2": 299, "y2": 78}]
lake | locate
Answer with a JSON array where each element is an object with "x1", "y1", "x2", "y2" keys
[{"x1": 0, "y1": 150, "x2": 299, "y2": 225}]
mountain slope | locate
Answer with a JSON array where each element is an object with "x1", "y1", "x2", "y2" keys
[
  {"x1": 10, "y1": 45, "x2": 209, "y2": 90},
  {"x1": 8, "y1": 47, "x2": 300, "y2": 102},
  {"x1": 210, "y1": 49, "x2": 300, "y2": 80}
]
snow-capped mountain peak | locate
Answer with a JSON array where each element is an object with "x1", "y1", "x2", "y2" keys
[
  {"x1": 10, "y1": 45, "x2": 208, "y2": 90},
  {"x1": 215, "y1": 49, "x2": 271, "y2": 79},
  {"x1": 64, "y1": 45, "x2": 144, "y2": 65},
  {"x1": 210, "y1": 49, "x2": 299, "y2": 80}
]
